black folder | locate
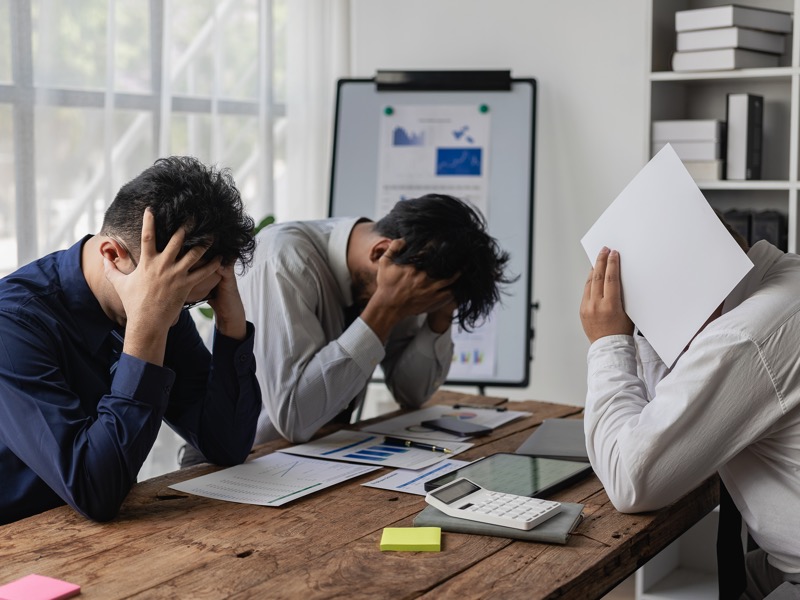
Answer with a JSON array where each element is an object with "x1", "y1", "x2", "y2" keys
[{"x1": 515, "y1": 418, "x2": 590, "y2": 462}]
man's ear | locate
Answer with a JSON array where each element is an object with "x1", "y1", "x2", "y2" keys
[
  {"x1": 99, "y1": 238, "x2": 131, "y2": 267},
  {"x1": 369, "y1": 238, "x2": 392, "y2": 264}
]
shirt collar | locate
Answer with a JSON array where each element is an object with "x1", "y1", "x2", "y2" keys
[
  {"x1": 57, "y1": 235, "x2": 119, "y2": 355},
  {"x1": 327, "y1": 217, "x2": 362, "y2": 307},
  {"x1": 723, "y1": 240, "x2": 784, "y2": 314}
]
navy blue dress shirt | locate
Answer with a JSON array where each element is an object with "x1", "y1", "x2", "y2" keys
[{"x1": 0, "y1": 236, "x2": 261, "y2": 523}]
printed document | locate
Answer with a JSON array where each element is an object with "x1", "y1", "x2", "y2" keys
[
  {"x1": 581, "y1": 144, "x2": 753, "y2": 366},
  {"x1": 278, "y1": 430, "x2": 473, "y2": 470},
  {"x1": 169, "y1": 453, "x2": 379, "y2": 506}
]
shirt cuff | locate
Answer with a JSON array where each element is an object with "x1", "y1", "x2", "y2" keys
[
  {"x1": 587, "y1": 334, "x2": 638, "y2": 374},
  {"x1": 111, "y1": 353, "x2": 176, "y2": 408},
  {"x1": 340, "y1": 318, "x2": 386, "y2": 376},
  {"x1": 213, "y1": 321, "x2": 257, "y2": 374}
]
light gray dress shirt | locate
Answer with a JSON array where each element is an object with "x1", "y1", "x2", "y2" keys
[
  {"x1": 584, "y1": 241, "x2": 800, "y2": 574},
  {"x1": 237, "y1": 218, "x2": 453, "y2": 445}
]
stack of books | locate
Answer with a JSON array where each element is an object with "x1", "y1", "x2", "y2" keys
[
  {"x1": 651, "y1": 119, "x2": 725, "y2": 181},
  {"x1": 672, "y1": 4, "x2": 792, "y2": 72}
]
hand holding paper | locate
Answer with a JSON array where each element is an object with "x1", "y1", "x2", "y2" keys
[
  {"x1": 580, "y1": 144, "x2": 753, "y2": 366},
  {"x1": 580, "y1": 247, "x2": 634, "y2": 343}
]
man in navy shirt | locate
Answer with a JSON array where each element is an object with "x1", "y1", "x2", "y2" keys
[{"x1": 0, "y1": 156, "x2": 261, "y2": 524}]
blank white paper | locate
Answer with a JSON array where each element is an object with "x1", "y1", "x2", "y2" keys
[{"x1": 580, "y1": 144, "x2": 753, "y2": 366}]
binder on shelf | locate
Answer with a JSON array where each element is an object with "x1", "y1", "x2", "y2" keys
[
  {"x1": 723, "y1": 209, "x2": 752, "y2": 244},
  {"x1": 676, "y1": 26, "x2": 785, "y2": 55},
  {"x1": 675, "y1": 5, "x2": 792, "y2": 34},
  {"x1": 726, "y1": 93, "x2": 763, "y2": 180},
  {"x1": 751, "y1": 210, "x2": 788, "y2": 251},
  {"x1": 672, "y1": 48, "x2": 780, "y2": 72}
]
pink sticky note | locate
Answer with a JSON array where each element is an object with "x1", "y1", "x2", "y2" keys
[{"x1": 0, "y1": 574, "x2": 80, "y2": 600}]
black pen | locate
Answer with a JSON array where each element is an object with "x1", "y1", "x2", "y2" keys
[
  {"x1": 382, "y1": 436, "x2": 453, "y2": 454},
  {"x1": 453, "y1": 403, "x2": 507, "y2": 412}
]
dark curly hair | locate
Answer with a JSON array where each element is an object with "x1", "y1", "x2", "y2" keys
[
  {"x1": 101, "y1": 156, "x2": 256, "y2": 268},
  {"x1": 375, "y1": 194, "x2": 516, "y2": 330}
]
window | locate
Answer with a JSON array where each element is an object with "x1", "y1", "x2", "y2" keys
[{"x1": 0, "y1": 0, "x2": 286, "y2": 275}]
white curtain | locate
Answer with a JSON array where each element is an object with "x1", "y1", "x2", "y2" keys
[
  {"x1": 0, "y1": 0, "x2": 281, "y2": 273},
  {"x1": 281, "y1": 0, "x2": 351, "y2": 222}
]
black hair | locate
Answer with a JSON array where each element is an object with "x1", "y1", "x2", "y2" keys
[
  {"x1": 101, "y1": 156, "x2": 256, "y2": 268},
  {"x1": 374, "y1": 194, "x2": 516, "y2": 330}
]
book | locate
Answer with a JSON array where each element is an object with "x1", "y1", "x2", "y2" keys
[
  {"x1": 413, "y1": 501, "x2": 584, "y2": 545},
  {"x1": 672, "y1": 48, "x2": 780, "y2": 72},
  {"x1": 751, "y1": 210, "x2": 788, "y2": 251},
  {"x1": 684, "y1": 159, "x2": 725, "y2": 181},
  {"x1": 677, "y1": 26, "x2": 785, "y2": 55},
  {"x1": 726, "y1": 93, "x2": 763, "y2": 180},
  {"x1": 515, "y1": 419, "x2": 589, "y2": 462},
  {"x1": 652, "y1": 119, "x2": 724, "y2": 142},
  {"x1": 651, "y1": 140, "x2": 721, "y2": 161},
  {"x1": 675, "y1": 5, "x2": 792, "y2": 34}
]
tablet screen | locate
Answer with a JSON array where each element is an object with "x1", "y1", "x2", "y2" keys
[{"x1": 423, "y1": 453, "x2": 592, "y2": 497}]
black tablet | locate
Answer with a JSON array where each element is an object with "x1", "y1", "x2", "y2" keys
[{"x1": 423, "y1": 453, "x2": 593, "y2": 498}]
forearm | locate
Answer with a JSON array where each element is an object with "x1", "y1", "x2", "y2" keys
[
  {"x1": 0, "y1": 356, "x2": 174, "y2": 521},
  {"x1": 585, "y1": 332, "x2": 769, "y2": 513},
  {"x1": 165, "y1": 321, "x2": 260, "y2": 465},
  {"x1": 383, "y1": 318, "x2": 453, "y2": 407},
  {"x1": 262, "y1": 319, "x2": 385, "y2": 443}
]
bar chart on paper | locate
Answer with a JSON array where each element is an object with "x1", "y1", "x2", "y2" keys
[
  {"x1": 169, "y1": 453, "x2": 379, "y2": 506},
  {"x1": 279, "y1": 430, "x2": 473, "y2": 470}
]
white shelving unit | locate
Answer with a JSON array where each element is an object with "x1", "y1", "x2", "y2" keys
[
  {"x1": 647, "y1": 0, "x2": 800, "y2": 252},
  {"x1": 639, "y1": 1, "x2": 798, "y2": 598}
]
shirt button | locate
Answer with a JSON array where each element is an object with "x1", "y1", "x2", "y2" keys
[{"x1": 164, "y1": 385, "x2": 172, "y2": 394}]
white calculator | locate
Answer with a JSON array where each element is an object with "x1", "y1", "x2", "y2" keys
[{"x1": 424, "y1": 477, "x2": 562, "y2": 530}]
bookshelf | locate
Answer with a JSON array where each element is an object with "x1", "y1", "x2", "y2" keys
[{"x1": 641, "y1": 0, "x2": 796, "y2": 598}]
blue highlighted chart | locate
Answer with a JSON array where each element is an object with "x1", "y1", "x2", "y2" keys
[
  {"x1": 436, "y1": 148, "x2": 482, "y2": 176},
  {"x1": 285, "y1": 430, "x2": 466, "y2": 469},
  {"x1": 393, "y1": 126, "x2": 425, "y2": 146},
  {"x1": 344, "y1": 444, "x2": 408, "y2": 462}
]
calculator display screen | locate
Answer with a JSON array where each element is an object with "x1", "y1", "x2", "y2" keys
[{"x1": 431, "y1": 479, "x2": 480, "y2": 504}]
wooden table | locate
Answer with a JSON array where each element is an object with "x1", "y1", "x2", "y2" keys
[{"x1": 0, "y1": 391, "x2": 718, "y2": 599}]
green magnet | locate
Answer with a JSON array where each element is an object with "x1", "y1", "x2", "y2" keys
[
  {"x1": 384, "y1": 106, "x2": 394, "y2": 115},
  {"x1": 479, "y1": 104, "x2": 489, "y2": 113}
]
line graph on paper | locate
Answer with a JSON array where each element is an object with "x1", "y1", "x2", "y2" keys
[{"x1": 169, "y1": 453, "x2": 379, "y2": 507}]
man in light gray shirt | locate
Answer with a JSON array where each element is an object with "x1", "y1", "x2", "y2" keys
[{"x1": 238, "y1": 194, "x2": 514, "y2": 444}]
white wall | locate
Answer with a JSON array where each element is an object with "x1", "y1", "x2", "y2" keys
[{"x1": 352, "y1": 0, "x2": 649, "y2": 406}]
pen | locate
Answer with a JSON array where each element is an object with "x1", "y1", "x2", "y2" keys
[
  {"x1": 453, "y1": 403, "x2": 507, "y2": 412},
  {"x1": 382, "y1": 436, "x2": 453, "y2": 454}
]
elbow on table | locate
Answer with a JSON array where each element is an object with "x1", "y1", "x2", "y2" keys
[
  {"x1": 72, "y1": 497, "x2": 123, "y2": 523},
  {"x1": 603, "y1": 481, "x2": 671, "y2": 514}
]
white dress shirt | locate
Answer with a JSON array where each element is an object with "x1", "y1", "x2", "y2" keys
[
  {"x1": 585, "y1": 241, "x2": 800, "y2": 574},
  {"x1": 237, "y1": 218, "x2": 453, "y2": 445}
]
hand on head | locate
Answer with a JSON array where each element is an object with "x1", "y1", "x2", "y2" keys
[
  {"x1": 359, "y1": 238, "x2": 459, "y2": 341},
  {"x1": 104, "y1": 208, "x2": 221, "y2": 331},
  {"x1": 580, "y1": 247, "x2": 634, "y2": 343},
  {"x1": 374, "y1": 239, "x2": 459, "y2": 318}
]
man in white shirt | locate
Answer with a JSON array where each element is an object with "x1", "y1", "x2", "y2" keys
[
  {"x1": 580, "y1": 237, "x2": 800, "y2": 599},
  {"x1": 238, "y1": 194, "x2": 513, "y2": 444}
]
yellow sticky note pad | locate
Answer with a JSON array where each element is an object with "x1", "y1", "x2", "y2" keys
[{"x1": 380, "y1": 527, "x2": 441, "y2": 552}]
